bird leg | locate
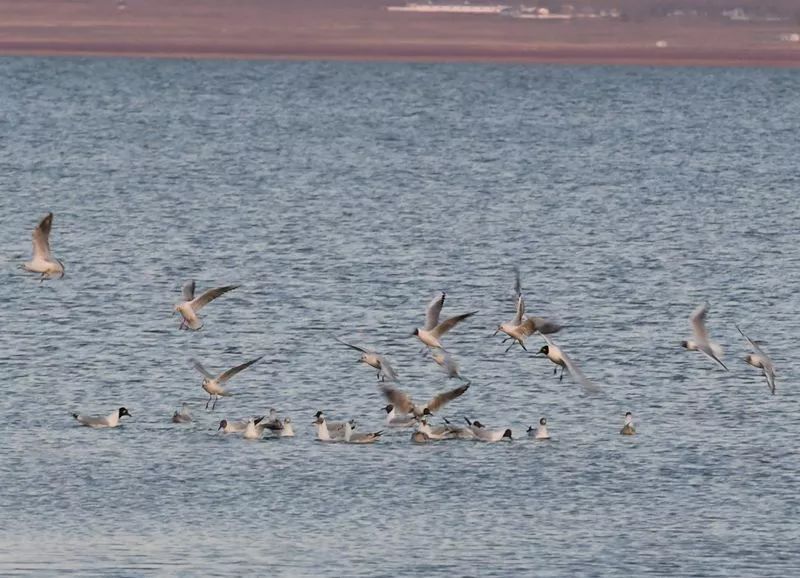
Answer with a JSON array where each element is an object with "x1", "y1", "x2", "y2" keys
[
  {"x1": 520, "y1": 342, "x2": 528, "y2": 352},
  {"x1": 559, "y1": 366, "x2": 565, "y2": 381},
  {"x1": 205, "y1": 395, "x2": 212, "y2": 409},
  {"x1": 553, "y1": 367, "x2": 558, "y2": 375},
  {"x1": 211, "y1": 396, "x2": 218, "y2": 411},
  {"x1": 505, "y1": 342, "x2": 516, "y2": 353}
]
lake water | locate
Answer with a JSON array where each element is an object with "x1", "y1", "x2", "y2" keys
[{"x1": 1, "y1": 57, "x2": 798, "y2": 576}]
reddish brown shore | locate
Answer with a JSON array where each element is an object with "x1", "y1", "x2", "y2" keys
[{"x1": 1, "y1": 0, "x2": 799, "y2": 67}]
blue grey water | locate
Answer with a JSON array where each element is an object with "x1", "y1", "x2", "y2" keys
[{"x1": 0, "y1": 57, "x2": 798, "y2": 576}]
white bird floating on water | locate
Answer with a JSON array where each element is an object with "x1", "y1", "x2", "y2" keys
[
  {"x1": 22, "y1": 212, "x2": 64, "y2": 280},
  {"x1": 72, "y1": 407, "x2": 130, "y2": 428},
  {"x1": 536, "y1": 334, "x2": 599, "y2": 392},
  {"x1": 464, "y1": 418, "x2": 513, "y2": 442},
  {"x1": 681, "y1": 303, "x2": 727, "y2": 370},
  {"x1": 527, "y1": 417, "x2": 550, "y2": 440},
  {"x1": 174, "y1": 280, "x2": 239, "y2": 331},
  {"x1": 620, "y1": 412, "x2": 636, "y2": 436},
  {"x1": 334, "y1": 337, "x2": 398, "y2": 382},
  {"x1": 343, "y1": 421, "x2": 382, "y2": 444},
  {"x1": 412, "y1": 292, "x2": 477, "y2": 351},
  {"x1": 381, "y1": 382, "x2": 470, "y2": 419},
  {"x1": 314, "y1": 411, "x2": 355, "y2": 438},
  {"x1": 190, "y1": 355, "x2": 263, "y2": 410},
  {"x1": 736, "y1": 324, "x2": 776, "y2": 394}
]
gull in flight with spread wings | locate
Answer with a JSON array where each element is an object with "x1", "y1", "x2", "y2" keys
[
  {"x1": 412, "y1": 292, "x2": 477, "y2": 351},
  {"x1": 537, "y1": 334, "x2": 600, "y2": 392},
  {"x1": 22, "y1": 212, "x2": 64, "y2": 280},
  {"x1": 493, "y1": 269, "x2": 561, "y2": 352},
  {"x1": 174, "y1": 280, "x2": 238, "y2": 331},
  {"x1": 736, "y1": 324, "x2": 776, "y2": 394},
  {"x1": 190, "y1": 355, "x2": 263, "y2": 410},
  {"x1": 381, "y1": 381, "x2": 470, "y2": 419},
  {"x1": 334, "y1": 337, "x2": 398, "y2": 382},
  {"x1": 681, "y1": 303, "x2": 727, "y2": 370}
]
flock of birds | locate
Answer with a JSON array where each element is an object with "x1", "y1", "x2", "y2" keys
[{"x1": 23, "y1": 212, "x2": 778, "y2": 444}]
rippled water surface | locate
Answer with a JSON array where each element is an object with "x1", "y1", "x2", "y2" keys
[{"x1": 1, "y1": 58, "x2": 799, "y2": 576}]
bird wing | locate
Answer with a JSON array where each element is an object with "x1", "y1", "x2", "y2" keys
[
  {"x1": 426, "y1": 382, "x2": 470, "y2": 413},
  {"x1": 540, "y1": 334, "x2": 599, "y2": 392},
  {"x1": 690, "y1": 303, "x2": 711, "y2": 345},
  {"x1": 377, "y1": 356, "x2": 399, "y2": 381},
  {"x1": 527, "y1": 316, "x2": 562, "y2": 335},
  {"x1": 381, "y1": 386, "x2": 414, "y2": 413},
  {"x1": 424, "y1": 292, "x2": 446, "y2": 331},
  {"x1": 736, "y1": 324, "x2": 773, "y2": 371},
  {"x1": 431, "y1": 311, "x2": 477, "y2": 339},
  {"x1": 182, "y1": 280, "x2": 196, "y2": 302},
  {"x1": 765, "y1": 371, "x2": 776, "y2": 395},
  {"x1": 190, "y1": 285, "x2": 239, "y2": 312},
  {"x1": 74, "y1": 413, "x2": 110, "y2": 427},
  {"x1": 334, "y1": 337, "x2": 369, "y2": 354},
  {"x1": 32, "y1": 213, "x2": 54, "y2": 260},
  {"x1": 218, "y1": 355, "x2": 263, "y2": 383},
  {"x1": 190, "y1": 358, "x2": 216, "y2": 379},
  {"x1": 512, "y1": 295, "x2": 525, "y2": 326},
  {"x1": 513, "y1": 267, "x2": 522, "y2": 299}
]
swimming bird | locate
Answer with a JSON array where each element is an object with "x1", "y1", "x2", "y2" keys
[
  {"x1": 620, "y1": 412, "x2": 636, "y2": 435},
  {"x1": 431, "y1": 350, "x2": 467, "y2": 381},
  {"x1": 343, "y1": 421, "x2": 382, "y2": 444},
  {"x1": 411, "y1": 430, "x2": 433, "y2": 443},
  {"x1": 527, "y1": 417, "x2": 550, "y2": 440},
  {"x1": 383, "y1": 404, "x2": 418, "y2": 427},
  {"x1": 217, "y1": 416, "x2": 265, "y2": 433},
  {"x1": 381, "y1": 382, "x2": 470, "y2": 419},
  {"x1": 464, "y1": 418, "x2": 512, "y2": 442},
  {"x1": 334, "y1": 338, "x2": 398, "y2": 382},
  {"x1": 243, "y1": 418, "x2": 273, "y2": 440},
  {"x1": 681, "y1": 303, "x2": 727, "y2": 370},
  {"x1": 174, "y1": 280, "x2": 238, "y2": 331},
  {"x1": 258, "y1": 408, "x2": 284, "y2": 431},
  {"x1": 412, "y1": 292, "x2": 477, "y2": 351},
  {"x1": 190, "y1": 355, "x2": 263, "y2": 410},
  {"x1": 417, "y1": 417, "x2": 454, "y2": 440},
  {"x1": 278, "y1": 417, "x2": 295, "y2": 437},
  {"x1": 171, "y1": 403, "x2": 192, "y2": 423},
  {"x1": 536, "y1": 334, "x2": 599, "y2": 391},
  {"x1": 736, "y1": 324, "x2": 776, "y2": 394},
  {"x1": 440, "y1": 416, "x2": 475, "y2": 439},
  {"x1": 314, "y1": 411, "x2": 355, "y2": 439},
  {"x1": 72, "y1": 407, "x2": 130, "y2": 428},
  {"x1": 22, "y1": 212, "x2": 64, "y2": 280}
]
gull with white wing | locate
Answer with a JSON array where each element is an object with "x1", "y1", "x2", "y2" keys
[
  {"x1": 174, "y1": 280, "x2": 238, "y2": 331},
  {"x1": 412, "y1": 292, "x2": 477, "y2": 351},
  {"x1": 72, "y1": 407, "x2": 130, "y2": 428},
  {"x1": 381, "y1": 381, "x2": 470, "y2": 419},
  {"x1": 537, "y1": 334, "x2": 600, "y2": 392},
  {"x1": 681, "y1": 303, "x2": 727, "y2": 370},
  {"x1": 22, "y1": 212, "x2": 64, "y2": 280},
  {"x1": 736, "y1": 324, "x2": 776, "y2": 394},
  {"x1": 334, "y1": 337, "x2": 398, "y2": 382},
  {"x1": 191, "y1": 355, "x2": 263, "y2": 410}
]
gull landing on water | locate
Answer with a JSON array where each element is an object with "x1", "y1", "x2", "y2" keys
[
  {"x1": 412, "y1": 292, "x2": 477, "y2": 351},
  {"x1": 620, "y1": 412, "x2": 636, "y2": 436},
  {"x1": 334, "y1": 337, "x2": 398, "y2": 382},
  {"x1": 22, "y1": 213, "x2": 64, "y2": 280},
  {"x1": 171, "y1": 403, "x2": 192, "y2": 423},
  {"x1": 174, "y1": 280, "x2": 238, "y2": 331},
  {"x1": 381, "y1": 382, "x2": 470, "y2": 419},
  {"x1": 431, "y1": 350, "x2": 467, "y2": 381},
  {"x1": 736, "y1": 324, "x2": 776, "y2": 395},
  {"x1": 527, "y1": 417, "x2": 550, "y2": 440},
  {"x1": 681, "y1": 303, "x2": 727, "y2": 371},
  {"x1": 72, "y1": 407, "x2": 130, "y2": 428},
  {"x1": 190, "y1": 355, "x2": 263, "y2": 410}
]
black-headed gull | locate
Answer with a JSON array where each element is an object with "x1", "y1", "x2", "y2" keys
[
  {"x1": 72, "y1": 407, "x2": 130, "y2": 428},
  {"x1": 681, "y1": 303, "x2": 727, "y2": 370},
  {"x1": 22, "y1": 212, "x2": 64, "y2": 280},
  {"x1": 174, "y1": 280, "x2": 238, "y2": 331},
  {"x1": 412, "y1": 292, "x2": 476, "y2": 351},
  {"x1": 190, "y1": 355, "x2": 263, "y2": 410},
  {"x1": 381, "y1": 382, "x2": 470, "y2": 419},
  {"x1": 334, "y1": 337, "x2": 398, "y2": 382},
  {"x1": 736, "y1": 324, "x2": 776, "y2": 394}
]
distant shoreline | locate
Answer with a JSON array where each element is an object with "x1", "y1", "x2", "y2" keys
[{"x1": 1, "y1": 42, "x2": 799, "y2": 68}]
